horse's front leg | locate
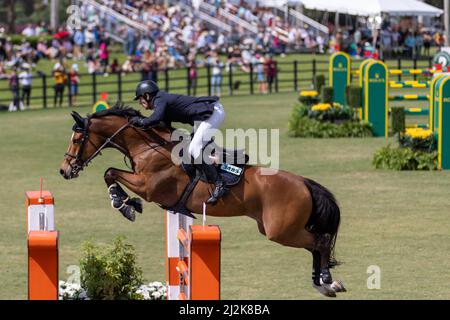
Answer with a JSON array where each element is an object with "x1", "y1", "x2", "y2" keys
[{"x1": 104, "y1": 167, "x2": 146, "y2": 222}]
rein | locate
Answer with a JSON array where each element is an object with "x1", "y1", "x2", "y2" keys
[{"x1": 66, "y1": 118, "x2": 174, "y2": 175}]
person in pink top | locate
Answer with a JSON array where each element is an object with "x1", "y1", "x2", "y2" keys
[{"x1": 99, "y1": 40, "x2": 109, "y2": 75}]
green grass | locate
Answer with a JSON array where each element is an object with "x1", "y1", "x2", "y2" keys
[{"x1": 1, "y1": 91, "x2": 450, "y2": 300}]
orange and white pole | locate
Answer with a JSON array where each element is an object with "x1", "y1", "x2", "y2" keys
[
  {"x1": 189, "y1": 225, "x2": 221, "y2": 300},
  {"x1": 166, "y1": 211, "x2": 192, "y2": 300},
  {"x1": 165, "y1": 211, "x2": 221, "y2": 300},
  {"x1": 26, "y1": 191, "x2": 59, "y2": 300}
]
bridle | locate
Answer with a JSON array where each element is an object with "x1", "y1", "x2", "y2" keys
[
  {"x1": 64, "y1": 116, "x2": 172, "y2": 177},
  {"x1": 64, "y1": 117, "x2": 131, "y2": 177}
]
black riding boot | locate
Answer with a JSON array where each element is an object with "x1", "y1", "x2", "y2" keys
[{"x1": 200, "y1": 163, "x2": 227, "y2": 204}]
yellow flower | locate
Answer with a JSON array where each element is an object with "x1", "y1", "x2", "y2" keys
[
  {"x1": 311, "y1": 103, "x2": 332, "y2": 111},
  {"x1": 405, "y1": 128, "x2": 433, "y2": 139},
  {"x1": 300, "y1": 90, "x2": 319, "y2": 97}
]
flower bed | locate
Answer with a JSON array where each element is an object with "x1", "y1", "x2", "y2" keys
[
  {"x1": 373, "y1": 128, "x2": 438, "y2": 170},
  {"x1": 59, "y1": 281, "x2": 167, "y2": 300},
  {"x1": 289, "y1": 102, "x2": 373, "y2": 138},
  {"x1": 58, "y1": 237, "x2": 168, "y2": 300}
]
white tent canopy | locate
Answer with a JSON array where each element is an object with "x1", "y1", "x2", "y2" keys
[{"x1": 258, "y1": 0, "x2": 443, "y2": 17}]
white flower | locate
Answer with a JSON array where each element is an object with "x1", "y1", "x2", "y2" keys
[{"x1": 151, "y1": 291, "x2": 162, "y2": 299}]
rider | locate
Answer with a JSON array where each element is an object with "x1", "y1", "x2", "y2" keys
[{"x1": 130, "y1": 80, "x2": 227, "y2": 204}]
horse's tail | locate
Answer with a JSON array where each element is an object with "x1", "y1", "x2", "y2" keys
[{"x1": 303, "y1": 178, "x2": 341, "y2": 268}]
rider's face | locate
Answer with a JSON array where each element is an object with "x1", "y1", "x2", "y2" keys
[{"x1": 139, "y1": 94, "x2": 153, "y2": 110}]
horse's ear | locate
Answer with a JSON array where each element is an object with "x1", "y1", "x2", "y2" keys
[{"x1": 71, "y1": 111, "x2": 85, "y2": 129}]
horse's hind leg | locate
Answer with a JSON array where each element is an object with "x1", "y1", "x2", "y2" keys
[
  {"x1": 104, "y1": 168, "x2": 145, "y2": 221},
  {"x1": 310, "y1": 250, "x2": 336, "y2": 297},
  {"x1": 316, "y1": 235, "x2": 346, "y2": 293}
]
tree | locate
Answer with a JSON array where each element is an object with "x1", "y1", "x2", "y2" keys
[
  {"x1": 21, "y1": 0, "x2": 35, "y2": 16},
  {"x1": 424, "y1": 0, "x2": 443, "y2": 9},
  {"x1": 3, "y1": 0, "x2": 36, "y2": 33}
]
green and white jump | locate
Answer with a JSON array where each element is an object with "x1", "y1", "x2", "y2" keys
[{"x1": 329, "y1": 52, "x2": 450, "y2": 169}]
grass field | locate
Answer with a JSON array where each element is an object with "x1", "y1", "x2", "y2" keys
[{"x1": 1, "y1": 91, "x2": 450, "y2": 300}]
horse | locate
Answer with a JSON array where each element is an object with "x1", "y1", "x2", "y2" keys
[{"x1": 59, "y1": 105, "x2": 346, "y2": 297}]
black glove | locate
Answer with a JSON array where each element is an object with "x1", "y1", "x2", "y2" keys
[{"x1": 129, "y1": 116, "x2": 145, "y2": 127}]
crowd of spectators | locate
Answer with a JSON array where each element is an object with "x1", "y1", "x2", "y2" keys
[
  {"x1": 329, "y1": 21, "x2": 445, "y2": 59},
  {"x1": 0, "y1": 0, "x2": 446, "y2": 110}
]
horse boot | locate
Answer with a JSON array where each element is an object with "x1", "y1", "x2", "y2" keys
[
  {"x1": 200, "y1": 163, "x2": 228, "y2": 204},
  {"x1": 320, "y1": 268, "x2": 333, "y2": 285},
  {"x1": 108, "y1": 183, "x2": 142, "y2": 221}
]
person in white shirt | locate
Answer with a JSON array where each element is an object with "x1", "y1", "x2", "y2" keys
[
  {"x1": 19, "y1": 64, "x2": 32, "y2": 109},
  {"x1": 22, "y1": 24, "x2": 35, "y2": 37},
  {"x1": 209, "y1": 54, "x2": 224, "y2": 97}
]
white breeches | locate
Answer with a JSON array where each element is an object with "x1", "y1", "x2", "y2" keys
[{"x1": 188, "y1": 102, "x2": 225, "y2": 160}]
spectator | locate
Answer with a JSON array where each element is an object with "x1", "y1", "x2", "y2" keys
[
  {"x1": 415, "y1": 31, "x2": 424, "y2": 58},
  {"x1": 99, "y1": 40, "x2": 109, "y2": 75},
  {"x1": 84, "y1": 25, "x2": 96, "y2": 53},
  {"x1": 87, "y1": 56, "x2": 98, "y2": 74},
  {"x1": 126, "y1": 26, "x2": 136, "y2": 55},
  {"x1": 19, "y1": 63, "x2": 32, "y2": 109},
  {"x1": 53, "y1": 62, "x2": 66, "y2": 107},
  {"x1": 391, "y1": 27, "x2": 401, "y2": 57},
  {"x1": 110, "y1": 58, "x2": 120, "y2": 74},
  {"x1": 0, "y1": 62, "x2": 7, "y2": 78},
  {"x1": 22, "y1": 24, "x2": 35, "y2": 37},
  {"x1": 253, "y1": 54, "x2": 267, "y2": 94},
  {"x1": 209, "y1": 54, "x2": 224, "y2": 97},
  {"x1": 69, "y1": 64, "x2": 80, "y2": 106},
  {"x1": 35, "y1": 21, "x2": 48, "y2": 36},
  {"x1": 423, "y1": 32, "x2": 432, "y2": 57},
  {"x1": 404, "y1": 32, "x2": 415, "y2": 58},
  {"x1": 8, "y1": 68, "x2": 21, "y2": 111},
  {"x1": 141, "y1": 50, "x2": 152, "y2": 81},
  {"x1": 187, "y1": 59, "x2": 198, "y2": 96},
  {"x1": 149, "y1": 54, "x2": 159, "y2": 83},
  {"x1": 121, "y1": 55, "x2": 134, "y2": 74},
  {"x1": 434, "y1": 31, "x2": 444, "y2": 48},
  {"x1": 73, "y1": 29, "x2": 85, "y2": 60},
  {"x1": 264, "y1": 54, "x2": 276, "y2": 93},
  {"x1": 36, "y1": 40, "x2": 48, "y2": 59}
]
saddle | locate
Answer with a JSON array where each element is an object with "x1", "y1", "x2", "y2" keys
[{"x1": 160, "y1": 140, "x2": 249, "y2": 218}]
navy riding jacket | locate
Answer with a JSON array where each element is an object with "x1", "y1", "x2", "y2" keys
[{"x1": 140, "y1": 91, "x2": 219, "y2": 127}]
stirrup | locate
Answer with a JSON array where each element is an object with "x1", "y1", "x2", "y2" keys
[{"x1": 206, "y1": 183, "x2": 227, "y2": 204}]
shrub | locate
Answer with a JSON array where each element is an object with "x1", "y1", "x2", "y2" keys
[
  {"x1": 313, "y1": 75, "x2": 326, "y2": 93},
  {"x1": 308, "y1": 102, "x2": 354, "y2": 123},
  {"x1": 80, "y1": 237, "x2": 144, "y2": 300},
  {"x1": 9, "y1": 35, "x2": 54, "y2": 47},
  {"x1": 391, "y1": 107, "x2": 406, "y2": 135},
  {"x1": 346, "y1": 85, "x2": 362, "y2": 109},
  {"x1": 321, "y1": 86, "x2": 334, "y2": 104},
  {"x1": 373, "y1": 145, "x2": 438, "y2": 170},
  {"x1": 289, "y1": 110, "x2": 373, "y2": 138}
]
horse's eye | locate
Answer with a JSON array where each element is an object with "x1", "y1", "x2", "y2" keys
[{"x1": 73, "y1": 138, "x2": 82, "y2": 145}]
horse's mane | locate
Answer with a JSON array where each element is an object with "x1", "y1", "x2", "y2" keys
[
  {"x1": 89, "y1": 101, "x2": 174, "y2": 132},
  {"x1": 90, "y1": 102, "x2": 143, "y2": 119}
]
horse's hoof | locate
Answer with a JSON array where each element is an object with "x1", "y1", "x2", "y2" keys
[
  {"x1": 119, "y1": 205, "x2": 136, "y2": 222},
  {"x1": 126, "y1": 197, "x2": 143, "y2": 213},
  {"x1": 331, "y1": 280, "x2": 347, "y2": 293},
  {"x1": 312, "y1": 283, "x2": 336, "y2": 298}
]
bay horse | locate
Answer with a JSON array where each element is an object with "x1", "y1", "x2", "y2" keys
[{"x1": 59, "y1": 105, "x2": 346, "y2": 297}]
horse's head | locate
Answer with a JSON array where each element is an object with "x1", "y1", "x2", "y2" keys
[{"x1": 59, "y1": 111, "x2": 106, "y2": 179}]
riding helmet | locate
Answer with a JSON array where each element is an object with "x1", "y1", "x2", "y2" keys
[{"x1": 133, "y1": 80, "x2": 159, "y2": 100}]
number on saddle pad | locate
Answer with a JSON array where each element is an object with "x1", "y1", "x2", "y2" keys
[{"x1": 220, "y1": 163, "x2": 243, "y2": 176}]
